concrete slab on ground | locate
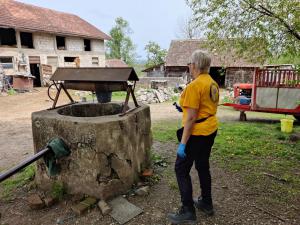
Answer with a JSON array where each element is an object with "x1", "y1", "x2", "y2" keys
[{"x1": 109, "y1": 196, "x2": 143, "y2": 225}]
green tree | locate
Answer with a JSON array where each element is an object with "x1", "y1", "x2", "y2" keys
[
  {"x1": 106, "y1": 17, "x2": 136, "y2": 65},
  {"x1": 145, "y1": 41, "x2": 167, "y2": 67},
  {"x1": 187, "y1": 0, "x2": 300, "y2": 63}
]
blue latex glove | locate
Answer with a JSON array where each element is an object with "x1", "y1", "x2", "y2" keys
[{"x1": 177, "y1": 143, "x2": 186, "y2": 158}]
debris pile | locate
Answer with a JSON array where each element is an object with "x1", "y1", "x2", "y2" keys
[
  {"x1": 136, "y1": 87, "x2": 180, "y2": 104},
  {"x1": 0, "y1": 65, "x2": 5, "y2": 92}
]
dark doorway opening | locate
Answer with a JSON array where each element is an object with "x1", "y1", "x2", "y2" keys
[
  {"x1": 30, "y1": 64, "x2": 41, "y2": 87},
  {"x1": 20, "y1": 32, "x2": 34, "y2": 48},
  {"x1": 210, "y1": 67, "x2": 225, "y2": 87}
]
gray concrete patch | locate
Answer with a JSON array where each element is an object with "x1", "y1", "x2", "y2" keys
[{"x1": 109, "y1": 196, "x2": 143, "y2": 224}]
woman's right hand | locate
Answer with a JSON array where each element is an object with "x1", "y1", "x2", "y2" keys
[{"x1": 177, "y1": 143, "x2": 186, "y2": 158}]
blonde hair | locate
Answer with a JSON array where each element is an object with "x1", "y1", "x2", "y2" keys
[{"x1": 191, "y1": 50, "x2": 211, "y2": 73}]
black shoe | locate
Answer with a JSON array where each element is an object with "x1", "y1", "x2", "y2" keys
[
  {"x1": 193, "y1": 197, "x2": 214, "y2": 216},
  {"x1": 167, "y1": 206, "x2": 196, "y2": 224}
]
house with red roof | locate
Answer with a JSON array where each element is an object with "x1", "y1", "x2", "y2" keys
[{"x1": 0, "y1": 0, "x2": 110, "y2": 87}]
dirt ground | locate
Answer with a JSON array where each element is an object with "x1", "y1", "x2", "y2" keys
[
  {"x1": 0, "y1": 88, "x2": 182, "y2": 169},
  {"x1": 0, "y1": 88, "x2": 248, "y2": 170},
  {"x1": 0, "y1": 88, "x2": 297, "y2": 225}
]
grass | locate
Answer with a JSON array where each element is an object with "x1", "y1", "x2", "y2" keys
[
  {"x1": 0, "y1": 165, "x2": 35, "y2": 199},
  {"x1": 152, "y1": 119, "x2": 300, "y2": 204},
  {"x1": 51, "y1": 181, "x2": 66, "y2": 200},
  {"x1": 111, "y1": 91, "x2": 127, "y2": 101},
  {"x1": 152, "y1": 119, "x2": 181, "y2": 142},
  {"x1": 7, "y1": 88, "x2": 17, "y2": 96},
  {"x1": 83, "y1": 91, "x2": 127, "y2": 102},
  {"x1": 213, "y1": 122, "x2": 300, "y2": 203}
]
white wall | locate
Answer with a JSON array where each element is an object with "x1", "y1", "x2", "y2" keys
[
  {"x1": 91, "y1": 40, "x2": 104, "y2": 52},
  {"x1": 34, "y1": 33, "x2": 55, "y2": 51},
  {"x1": 0, "y1": 32, "x2": 106, "y2": 79},
  {"x1": 66, "y1": 37, "x2": 84, "y2": 51}
]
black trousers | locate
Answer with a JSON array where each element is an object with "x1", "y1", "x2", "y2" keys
[{"x1": 175, "y1": 130, "x2": 217, "y2": 207}]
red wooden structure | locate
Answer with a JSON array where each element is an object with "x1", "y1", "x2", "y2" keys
[{"x1": 223, "y1": 69, "x2": 300, "y2": 121}]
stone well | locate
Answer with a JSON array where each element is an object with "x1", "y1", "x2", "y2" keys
[{"x1": 31, "y1": 102, "x2": 152, "y2": 200}]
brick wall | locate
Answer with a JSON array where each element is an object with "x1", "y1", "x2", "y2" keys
[
  {"x1": 33, "y1": 33, "x2": 55, "y2": 51},
  {"x1": 91, "y1": 40, "x2": 104, "y2": 52},
  {"x1": 225, "y1": 67, "x2": 255, "y2": 88},
  {"x1": 66, "y1": 37, "x2": 84, "y2": 51}
]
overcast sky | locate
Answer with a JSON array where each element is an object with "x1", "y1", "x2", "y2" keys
[{"x1": 19, "y1": 0, "x2": 192, "y2": 60}]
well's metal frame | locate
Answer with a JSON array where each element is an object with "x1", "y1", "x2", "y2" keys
[{"x1": 48, "y1": 67, "x2": 139, "y2": 114}]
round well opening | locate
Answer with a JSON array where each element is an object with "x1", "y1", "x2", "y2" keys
[{"x1": 57, "y1": 103, "x2": 123, "y2": 117}]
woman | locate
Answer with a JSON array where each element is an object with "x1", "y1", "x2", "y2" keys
[{"x1": 168, "y1": 50, "x2": 219, "y2": 224}]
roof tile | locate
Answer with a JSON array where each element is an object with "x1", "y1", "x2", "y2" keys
[
  {"x1": 165, "y1": 39, "x2": 260, "y2": 67},
  {"x1": 0, "y1": 0, "x2": 110, "y2": 40}
]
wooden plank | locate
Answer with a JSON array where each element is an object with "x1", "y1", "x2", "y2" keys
[{"x1": 29, "y1": 56, "x2": 40, "y2": 64}]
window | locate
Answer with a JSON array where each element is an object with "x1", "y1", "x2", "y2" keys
[
  {"x1": 56, "y1": 36, "x2": 66, "y2": 50},
  {"x1": 20, "y1": 32, "x2": 34, "y2": 48},
  {"x1": 0, "y1": 28, "x2": 17, "y2": 47},
  {"x1": 0, "y1": 57, "x2": 14, "y2": 69},
  {"x1": 84, "y1": 39, "x2": 91, "y2": 51},
  {"x1": 92, "y1": 57, "x2": 99, "y2": 65},
  {"x1": 64, "y1": 57, "x2": 76, "y2": 62}
]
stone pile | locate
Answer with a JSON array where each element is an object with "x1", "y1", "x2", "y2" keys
[
  {"x1": 136, "y1": 87, "x2": 180, "y2": 104},
  {"x1": 0, "y1": 65, "x2": 4, "y2": 92}
]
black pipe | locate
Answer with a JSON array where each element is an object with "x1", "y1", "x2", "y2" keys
[{"x1": 0, "y1": 147, "x2": 51, "y2": 183}]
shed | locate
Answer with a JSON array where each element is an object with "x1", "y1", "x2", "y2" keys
[{"x1": 161, "y1": 39, "x2": 261, "y2": 87}]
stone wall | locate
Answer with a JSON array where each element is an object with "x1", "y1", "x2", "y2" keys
[
  {"x1": 225, "y1": 67, "x2": 255, "y2": 88},
  {"x1": 137, "y1": 77, "x2": 186, "y2": 88},
  {"x1": 32, "y1": 103, "x2": 152, "y2": 200}
]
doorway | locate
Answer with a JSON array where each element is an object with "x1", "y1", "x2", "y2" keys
[
  {"x1": 210, "y1": 67, "x2": 226, "y2": 87},
  {"x1": 30, "y1": 64, "x2": 41, "y2": 87}
]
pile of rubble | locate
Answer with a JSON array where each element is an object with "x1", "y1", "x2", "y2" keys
[
  {"x1": 136, "y1": 87, "x2": 180, "y2": 104},
  {"x1": 0, "y1": 65, "x2": 4, "y2": 92}
]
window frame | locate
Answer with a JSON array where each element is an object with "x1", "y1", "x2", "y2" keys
[
  {"x1": 92, "y1": 57, "x2": 99, "y2": 65},
  {"x1": 56, "y1": 36, "x2": 66, "y2": 50},
  {"x1": 0, "y1": 57, "x2": 14, "y2": 69}
]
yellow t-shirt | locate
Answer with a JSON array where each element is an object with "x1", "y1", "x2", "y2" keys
[{"x1": 179, "y1": 74, "x2": 219, "y2": 136}]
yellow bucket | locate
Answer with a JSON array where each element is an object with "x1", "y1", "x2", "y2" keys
[{"x1": 280, "y1": 119, "x2": 294, "y2": 133}]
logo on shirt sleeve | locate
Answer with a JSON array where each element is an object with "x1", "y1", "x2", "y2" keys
[{"x1": 210, "y1": 83, "x2": 219, "y2": 103}]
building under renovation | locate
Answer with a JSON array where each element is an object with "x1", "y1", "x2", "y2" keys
[{"x1": 0, "y1": 0, "x2": 110, "y2": 88}]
